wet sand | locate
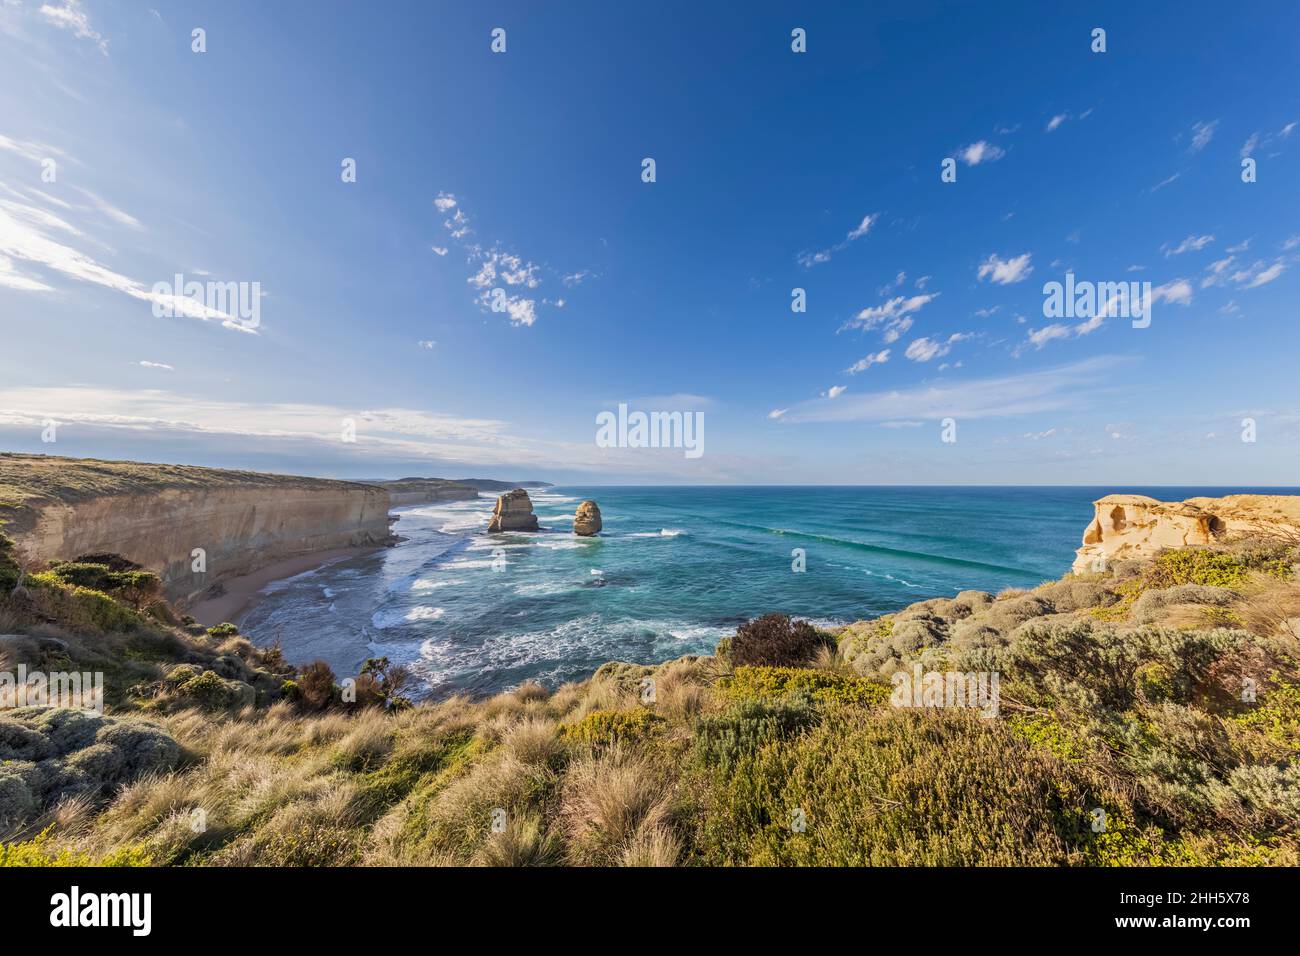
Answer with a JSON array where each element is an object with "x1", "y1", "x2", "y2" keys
[{"x1": 187, "y1": 547, "x2": 381, "y2": 627}]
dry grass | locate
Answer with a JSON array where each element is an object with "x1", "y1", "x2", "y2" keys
[{"x1": 560, "y1": 748, "x2": 676, "y2": 865}]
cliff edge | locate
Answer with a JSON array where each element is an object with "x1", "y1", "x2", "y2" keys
[
  {"x1": 0, "y1": 453, "x2": 392, "y2": 605},
  {"x1": 1073, "y1": 492, "x2": 1300, "y2": 573}
]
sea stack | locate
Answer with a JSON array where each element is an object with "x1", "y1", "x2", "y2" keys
[
  {"x1": 573, "y1": 500, "x2": 602, "y2": 536},
  {"x1": 487, "y1": 488, "x2": 540, "y2": 532}
]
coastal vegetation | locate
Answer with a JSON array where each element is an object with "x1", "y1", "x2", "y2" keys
[{"x1": 2, "y1": 527, "x2": 1297, "y2": 866}]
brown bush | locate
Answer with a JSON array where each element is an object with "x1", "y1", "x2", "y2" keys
[
  {"x1": 730, "y1": 614, "x2": 835, "y2": 668},
  {"x1": 298, "y1": 660, "x2": 337, "y2": 710}
]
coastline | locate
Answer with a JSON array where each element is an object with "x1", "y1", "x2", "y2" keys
[{"x1": 187, "y1": 547, "x2": 382, "y2": 627}]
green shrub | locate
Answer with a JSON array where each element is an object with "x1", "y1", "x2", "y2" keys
[
  {"x1": 0, "y1": 532, "x2": 19, "y2": 593},
  {"x1": 177, "y1": 670, "x2": 251, "y2": 710},
  {"x1": 563, "y1": 709, "x2": 665, "y2": 750},
  {"x1": 206, "y1": 622, "x2": 240, "y2": 639},
  {"x1": 729, "y1": 614, "x2": 835, "y2": 668},
  {"x1": 45, "y1": 560, "x2": 161, "y2": 609},
  {"x1": 692, "y1": 695, "x2": 819, "y2": 771},
  {"x1": 0, "y1": 828, "x2": 150, "y2": 867},
  {"x1": 688, "y1": 707, "x2": 1101, "y2": 866},
  {"x1": 722, "y1": 666, "x2": 891, "y2": 708},
  {"x1": 1146, "y1": 546, "x2": 1292, "y2": 589}
]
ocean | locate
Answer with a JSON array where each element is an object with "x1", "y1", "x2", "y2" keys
[{"x1": 238, "y1": 485, "x2": 1287, "y2": 699}]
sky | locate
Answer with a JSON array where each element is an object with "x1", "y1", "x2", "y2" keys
[{"x1": 0, "y1": 0, "x2": 1298, "y2": 485}]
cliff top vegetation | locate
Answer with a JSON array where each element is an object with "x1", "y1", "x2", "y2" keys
[{"x1": 1, "y1": 523, "x2": 1297, "y2": 866}]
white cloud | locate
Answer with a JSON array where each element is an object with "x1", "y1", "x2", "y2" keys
[
  {"x1": 845, "y1": 349, "x2": 890, "y2": 374},
  {"x1": 1046, "y1": 114, "x2": 1068, "y2": 132},
  {"x1": 468, "y1": 249, "x2": 540, "y2": 290},
  {"x1": 1163, "y1": 234, "x2": 1214, "y2": 256},
  {"x1": 1189, "y1": 120, "x2": 1218, "y2": 152},
  {"x1": 1151, "y1": 278, "x2": 1194, "y2": 305},
  {"x1": 562, "y1": 270, "x2": 592, "y2": 286},
  {"x1": 1022, "y1": 324, "x2": 1072, "y2": 350},
  {"x1": 432, "y1": 246, "x2": 447, "y2": 256},
  {"x1": 905, "y1": 332, "x2": 970, "y2": 363},
  {"x1": 1240, "y1": 132, "x2": 1261, "y2": 159},
  {"x1": 38, "y1": 0, "x2": 107, "y2": 54},
  {"x1": 841, "y1": 292, "x2": 939, "y2": 342},
  {"x1": 768, "y1": 408, "x2": 787, "y2": 420},
  {"x1": 433, "y1": 193, "x2": 457, "y2": 213},
  {"x1": 417, "y1": 340, "x2": 436, "y2": 349},
  {"x1": 825, "y1": 385, "x2": 847, "y2": 399},
  {"x1": 958, "y1": 141, "x2": 1005, "y2": 165},
  {"x1": 1238, "y1": 259, "x2": 1286, "y2": 289},
  {"x1": 0, "y1": 253, "x2": 53, "y2": 291},
  {"x1": 977, "y1": 252, "x2": 1033, "y2": 285},
  {"x1": 137, "y1": 360, "x2": 173, "y2": 370}
]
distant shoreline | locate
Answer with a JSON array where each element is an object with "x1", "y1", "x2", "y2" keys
[{"x1": 188, "y1": 546, "x2": 382, "y2": 628}]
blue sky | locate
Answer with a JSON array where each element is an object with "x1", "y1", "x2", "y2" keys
[{"x1": 1, "y1": 0, "x2": 1297, "y2": 484}]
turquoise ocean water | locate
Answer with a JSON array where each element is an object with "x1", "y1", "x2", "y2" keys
[{"x1": 239, "y1": 486, "x2": 1291, "y2": 699}]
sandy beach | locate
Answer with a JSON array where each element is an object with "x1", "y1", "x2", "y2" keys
[{"x1": 187, "y1": 547, "x2": 382, "y2": 627}]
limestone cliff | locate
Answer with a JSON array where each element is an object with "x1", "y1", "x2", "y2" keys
[
  {"x1": 1, "y1": 454, "x2": 392, "y2": 605},
  {"x1": 1073, "y1": 493, "x2": 1300, "y2": 573}
]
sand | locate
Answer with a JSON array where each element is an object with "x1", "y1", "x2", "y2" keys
[{"x1": 187, "y1": 547, "x2": 381, "y2": 627}]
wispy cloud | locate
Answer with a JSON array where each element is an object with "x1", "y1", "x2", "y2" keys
[
  {"x1": 798, "y1": 212, "x2": 879, "y2": 268},
  {"x1": 773, "y1": 356, "x2": 1134, "y2": 423},
  {"x1": 38, "y1": 0, "x2": 107, "y2": 54},
  {"x1": 1188, "y1": 119, "x2": 1218, "y2": 152},
  {"x1": 1163, "y1": 234, "x2": 1213, "y2": 256},
  {"x1": 0, "y1": 193, "x2": 254, "y2": 333},
  {"x1": 845, "y1": 349, "x2": 890, "y2": 374}
]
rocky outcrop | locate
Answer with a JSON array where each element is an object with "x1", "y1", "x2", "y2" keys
[
  {"x1": 0, "y1": 707, "x2": 181, "y2": 832},
  {"x1": 2, "y1": 454, "x2": 392, "y2": 605},
  {"x1": 573, "y1": 500, "x2": 602, "y2": 536},
  {"x1": 1073, "y1": 493, "x2": 1300, "y2": 573},
  {"x1": 487, "y1": 489, "x2": 539, "y2": 532}
]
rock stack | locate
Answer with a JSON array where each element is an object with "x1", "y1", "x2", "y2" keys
[
  {"x1": 573, "y1": 500, "x2": 602, "y2": 536},
  {"x1": 487, "y1": 488, "x2": 540, "y2": 532}
]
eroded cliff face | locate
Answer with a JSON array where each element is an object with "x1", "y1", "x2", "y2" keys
[
  {"x1": 12, "y1": 483, "x2": 391, "y2": 604},
  {"x1": 1073, "y1": 493, "x2": 1300, "y2": 573}
]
